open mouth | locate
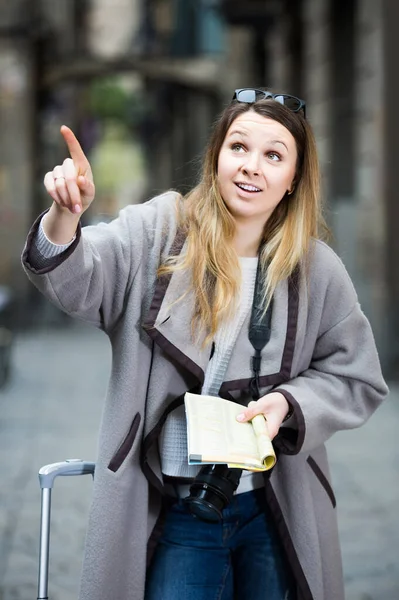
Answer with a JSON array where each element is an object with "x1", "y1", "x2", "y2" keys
[{"x1": 235, "y1": 182, "x2": 262, "y2": 193}]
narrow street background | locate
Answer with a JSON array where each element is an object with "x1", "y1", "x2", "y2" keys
[
  {"x1": 1, "y1": 1, "x2": 398, "y2": 598},
  {"x1": 0, "y1": 323, "x2": 398, "y2": 600}
]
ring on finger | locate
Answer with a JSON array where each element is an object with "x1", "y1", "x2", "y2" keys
[{"x1": 54, "y1": 176, "x2": 65, "y2": 181}]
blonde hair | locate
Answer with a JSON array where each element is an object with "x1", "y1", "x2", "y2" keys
[{"x1": 159, "y1": 99, "x2": 328, "y2": 344}]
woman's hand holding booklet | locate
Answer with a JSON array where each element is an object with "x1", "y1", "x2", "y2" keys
[{"x1": 184, "y1": 392, "x2": 276, "y2": 472}]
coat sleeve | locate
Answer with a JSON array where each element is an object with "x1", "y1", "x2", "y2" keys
[
  {"x1": 272, "y1": 246, "x2": 389, "y2": 456},
  {"x1": 21, "y1": 192, "x2": 179, "y2": 333}
]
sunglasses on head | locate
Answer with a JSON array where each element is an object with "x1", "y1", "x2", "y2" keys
[{"x1": 232, "y1": 88, "x2": 306, "y2": 118}]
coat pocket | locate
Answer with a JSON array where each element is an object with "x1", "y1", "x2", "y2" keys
[
  {"x1": 108, "y1": 412, "x2": 141, "y2": 473},
  {"x1": 307, "y1": 456, "x2": 336, "y2": 508}
]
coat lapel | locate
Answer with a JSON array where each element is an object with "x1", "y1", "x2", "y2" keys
[
  {"x1": 143, "y1": 229, "x2": 300, "y2": 396},
  {"x1": 143, "y1": 233, "x2": 211, "y2": 385}
]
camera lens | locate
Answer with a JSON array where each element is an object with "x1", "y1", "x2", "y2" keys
[
  {"x1": 184, "y1": 465, "x2": 242, "y2": 522},
  {"x1": 185, "y1": 488, "x2": 224, "y2": 522}
]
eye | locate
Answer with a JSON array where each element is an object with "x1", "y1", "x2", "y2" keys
[
  {"x1": 266, "y1": 152, "x2": 281, "y2": 162},
  {"x1": 231, "y1": 143, "x2": 245, "y2": 152},
  {"x1": 267, "y1": 151, "x2": 281, "y2": 161}
]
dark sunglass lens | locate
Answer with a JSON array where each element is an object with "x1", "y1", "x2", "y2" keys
[
  {"x1": 236, "y1": 89, "x2": 257, "y2": 103},
  {"x1": 276, "y1": 95, "x2": 302, "y2": 112}
]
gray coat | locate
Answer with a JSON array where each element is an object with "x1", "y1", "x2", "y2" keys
[{"x1": 22, "y1": 192, "x2": 388, "y2": 600}]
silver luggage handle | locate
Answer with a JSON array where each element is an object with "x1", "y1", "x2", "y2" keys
[{"x1": 37, "y1": 459, "x2": 95, "y2": 600}]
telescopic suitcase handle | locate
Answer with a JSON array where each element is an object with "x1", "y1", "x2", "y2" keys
[{"x1": 37, "y1": 459, "x2": 95, "y2": 600}]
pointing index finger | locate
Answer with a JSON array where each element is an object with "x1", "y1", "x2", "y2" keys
[{"x1": 60, "y1": 125, "x2": 89, "y2": 174}]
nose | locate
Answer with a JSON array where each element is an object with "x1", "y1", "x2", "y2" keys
[{"x1": 241, "y1": 152, "x2": 261, "y2": 176}]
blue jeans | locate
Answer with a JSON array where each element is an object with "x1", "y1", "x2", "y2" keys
[{"x1": 145, "y1": 488, "x2": 296, "y2": 600}]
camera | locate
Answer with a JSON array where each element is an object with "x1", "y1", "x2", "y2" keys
[{"x1": 184, "y1": 464, "x2": 242, "y2": 522}]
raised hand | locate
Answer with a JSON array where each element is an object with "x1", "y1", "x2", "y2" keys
[{"x1": 43, "y1": 126, "x2": 95, "y2": 215}]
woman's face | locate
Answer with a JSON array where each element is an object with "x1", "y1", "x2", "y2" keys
[{"x1": 217, "y1": 111, "x2": 298, "y2": 227}]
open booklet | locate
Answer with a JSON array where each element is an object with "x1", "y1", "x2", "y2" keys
[{"x1": 184, "y1": 392, "x2": 276, "y2": 472}]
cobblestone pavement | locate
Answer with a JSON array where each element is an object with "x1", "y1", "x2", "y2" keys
[{"x1": 0, "y1": 323, "x2": 398, "y2": 600}]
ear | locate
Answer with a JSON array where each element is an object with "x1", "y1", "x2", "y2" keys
[{"x1": 287, "y1": 176, "x2": 297, "y2": 195}]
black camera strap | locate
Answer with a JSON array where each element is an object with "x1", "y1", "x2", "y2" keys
[
  {"x1": 184, "y1": 258, "x2": 274, "y2": 519},
  {"x1": 248, "y1": 259, "x2": 273, "y2": 401}
]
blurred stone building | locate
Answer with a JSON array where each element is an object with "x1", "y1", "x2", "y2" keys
[{"x1": 0, "y1": 0, "x2": 397, "y2": 375}]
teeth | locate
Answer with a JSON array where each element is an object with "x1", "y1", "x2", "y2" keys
[{"x1": 237, "y1": 183, "x2": 261, "y2": 192}]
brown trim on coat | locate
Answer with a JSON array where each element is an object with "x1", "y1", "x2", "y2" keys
[
  {"x1": 143, "y1": 228, "x2": 186, "y2": 331},
  {"x1": 145, "y1": 328, "x2": 205, "y2": 385},
  {"x1": 108, "y1": 412, "x2": 141, "y2": 473},
  {"x1": 142, "y1": 459, "x2": 164, "y2": 495},
  {"x1": 22, "y1": 210, "x2": 82, "y2": 275},
  {"x1": 307, "y1": 456, "x2": 336, "y2": 508},
  {"x1": 264, "y1": 478, "x2": 314, "y2": 600},
  {"x1": 219, "y1": 266, "x2": 300, "y2": 396},
  {"x1": 142, "y1": 229, "x2": 206, "y2": 384},
  {"x1": 280, "y1": 266, "x2": 300, "y2": 378},
  {"x1": 272, "y1": 389, "x2": 306, "y2": 455}
]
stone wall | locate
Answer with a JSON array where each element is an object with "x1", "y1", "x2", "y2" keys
[
  {"x1": 354, "y1": 0, "x2": 386, "y2": 356},
  {"x1": 267, "y1": 0, "x2": 387, "y2": 360},
  {"x1": 0, "y1": 39, "x2": 34, "y2": 304}
]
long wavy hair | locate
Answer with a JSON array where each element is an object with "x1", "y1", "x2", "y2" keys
[{"x1": 158, "y1": 98, "x2": 328, "y2": 344}]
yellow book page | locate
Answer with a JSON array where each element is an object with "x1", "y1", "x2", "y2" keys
[{"x1": 185, "y1": 393, "x2": 276, "y2": 471}]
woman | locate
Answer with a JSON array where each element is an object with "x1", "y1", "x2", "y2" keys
[{"x1": 22, "y1": 89, "x2": 388, "y2": 600}]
